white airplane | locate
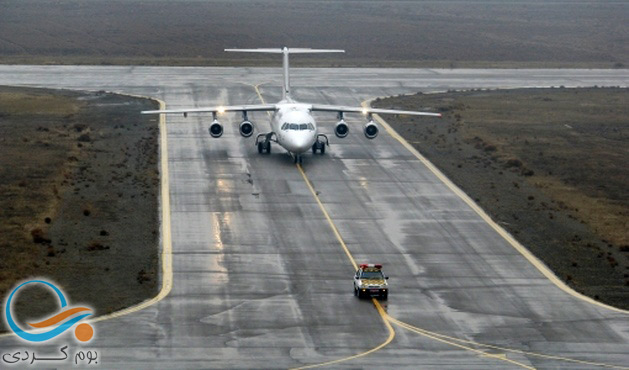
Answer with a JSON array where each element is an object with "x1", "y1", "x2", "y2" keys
[{"x1": 142, "y1": 47, "x2": 441, "y2": 163}]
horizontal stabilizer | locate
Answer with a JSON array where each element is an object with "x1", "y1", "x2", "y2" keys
[{"x1": 225, "y1": 48, "x2": 345, "y2": 54}]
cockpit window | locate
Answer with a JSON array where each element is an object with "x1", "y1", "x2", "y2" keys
[{"x1": 282, "y1": 123, "x2": 314, "y2": 131}]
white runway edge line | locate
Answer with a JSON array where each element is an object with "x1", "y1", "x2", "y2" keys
[
  {"x1": 0, "y1": 95, "x2": 173, "y2": 340},
  {"x1": 362, "y1": 97, "x2": 629, "y2": 315}
]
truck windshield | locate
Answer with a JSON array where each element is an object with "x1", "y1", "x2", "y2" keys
[{"x1": 360, "y1": 271, "x2": 384, "y2": 279}]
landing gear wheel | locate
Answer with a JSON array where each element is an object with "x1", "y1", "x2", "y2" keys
[
  {"x1": 258, "y1": 141, "x2": 271, "y2": 154},
  {"x1": 312, "y1": 141, "x2": 326, "y2": 155}
]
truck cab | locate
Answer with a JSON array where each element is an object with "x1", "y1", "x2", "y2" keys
[{"x1": 354, "y1": 264, "x2": 389, "y2": 300}]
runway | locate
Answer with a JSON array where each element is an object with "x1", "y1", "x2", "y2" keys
[{"x1": 0, "y1": 66, "x2": 628, "y2": 368}]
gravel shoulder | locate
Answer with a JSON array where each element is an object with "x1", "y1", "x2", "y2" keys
[{"x1": 0, "y1": 86, "x2": 160, "y2": 326}]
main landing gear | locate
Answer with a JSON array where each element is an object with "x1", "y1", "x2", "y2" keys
[
  {"x1": 312, "y1": 134, "x2": 329, "y2": 155},
  {"x1": 312, "y1": 141, "x2": 325, "y2": 154},
  {"x1": 257, "y1": 141, "x2": 271, "y2": 154},
  {"x1": 255, "y1": 132, "x2": 276, "y2": 155}
]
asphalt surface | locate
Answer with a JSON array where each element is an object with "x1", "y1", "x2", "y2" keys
[{"x1": 0, "y1": 66, "x2": 628, "y2": 369}]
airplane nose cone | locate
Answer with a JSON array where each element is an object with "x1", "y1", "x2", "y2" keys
[
  {"x1": 287, "y1": 132, "x2": 315, "y2": 154},
  {"x1": 294, "y1": 136, "x2": 311, "y2": 152}
]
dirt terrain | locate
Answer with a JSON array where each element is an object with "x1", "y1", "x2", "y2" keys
[
  {"x1": 0, "y1": 86, "x2": 160, "y2": 326},
  {"x1": 0, "y1": 0, "x2": 627, "y2": 68},
  {"x1": 373, "y1": 87, "x2": 629, "y2": 309}
]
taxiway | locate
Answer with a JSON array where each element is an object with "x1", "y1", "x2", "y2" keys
[{"x1": 0, "y1": 66, "x2": 627, "y2": 368}]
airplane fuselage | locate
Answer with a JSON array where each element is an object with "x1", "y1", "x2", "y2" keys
[{"x1": 272, "y1": 99, "x2": 318, "y2": 155}]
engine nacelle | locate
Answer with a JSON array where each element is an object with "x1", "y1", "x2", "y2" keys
[
  {"x1": 239, "y1": 120, "x2": 254, "y2": 137},
  {"x1": 334, "y1": 120, "x2": 349, "y2": 138},
  {"x1": 364, "y1": 121, "x2": 379, "y2": 139},
  {"x1": 209, "y1": 120, "x2": 223, "y2": 138}
]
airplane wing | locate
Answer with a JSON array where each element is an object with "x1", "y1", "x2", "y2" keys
[
  {"x1": 141, "y1": 104, "x2": 277, "y2": 115},
  {"x1": 309, "y1": 104, "x2": 442, "y2": 117}
]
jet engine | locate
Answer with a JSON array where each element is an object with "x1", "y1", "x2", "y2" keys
[
  {"x1": 209, "y1": 120, "x2": 223, "y2": 138},
  {"x1": 239, "y1": 120, "x2": 254, "y2": 137},
  {"x1": 334, "y1": 120, "x2": 349, "y2": 138},
  {"x1": 363, "y1": 121, "x2": 379, "y2": 139}
]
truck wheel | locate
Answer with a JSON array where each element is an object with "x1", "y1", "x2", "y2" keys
[{"x1": 382, "y1": 293, "x2": 388, "y2": 301}]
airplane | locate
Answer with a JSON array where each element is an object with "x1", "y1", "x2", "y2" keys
[{"x1": 142, "y1": 47, "x2": 441, "y2": 164}]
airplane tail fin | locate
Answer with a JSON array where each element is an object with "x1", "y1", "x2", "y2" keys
[{"x1": 225, "y1": 47, "x2": 344, "y2": 99}]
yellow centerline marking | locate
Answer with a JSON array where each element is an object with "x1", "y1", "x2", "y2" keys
[
  {"x1": 253, "y1": 83, "x2": 270, "y2": 113},
  {"x1": 389, "y1": 316, "x2": 535, "y2": 369},
  {"x1": 387, "y1": 315, "x2": 629, "y2": 369},
  {"x1": 292, "y1": 298, "x2": 395, "y2": 370},
  {"x1": 296, "y1": 165, "x2": 357, "y2": 271}
]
